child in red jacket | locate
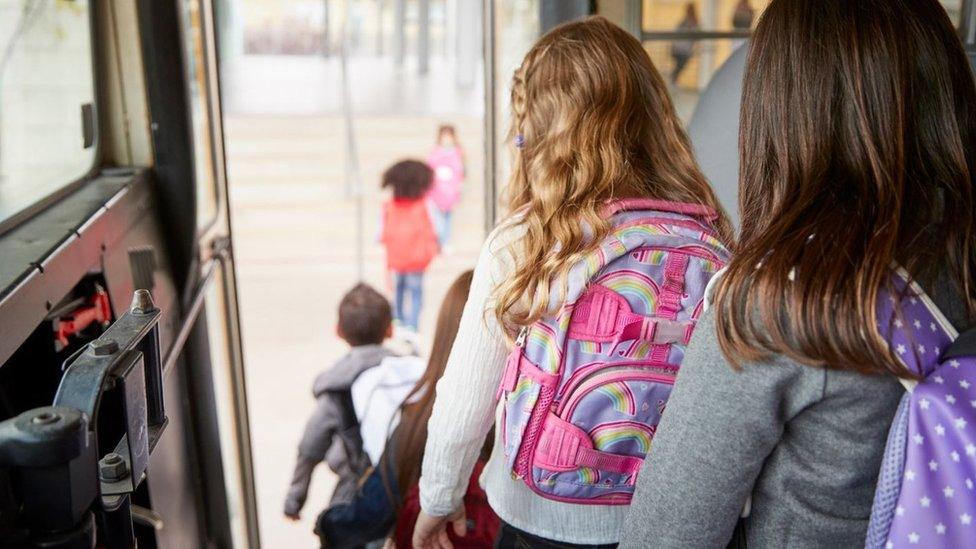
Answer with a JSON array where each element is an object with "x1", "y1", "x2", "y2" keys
[{"x1": 380, "y1": 160, "x2": 439, "y2": 332}]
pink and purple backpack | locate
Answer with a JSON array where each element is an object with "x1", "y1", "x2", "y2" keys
[
  {"x1": 496, "y1": 199, "x2": 730, "y2": 504},
  {"x1": 866, "y1": 272, "x2": 976, "y2": 548}
]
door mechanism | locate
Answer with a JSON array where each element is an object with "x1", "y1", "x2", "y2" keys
[{"x1": 0, "y1": 290, "x2": 167, "y2": 549}]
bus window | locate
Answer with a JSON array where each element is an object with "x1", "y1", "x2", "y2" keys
[
  {"x1": 178, "y1": 0, "x2": 222, "y2": 233},
  {"x1": 487, "y1": 0, "x2": 540, "y2": 225},
  {"x1": 0, "y1": 0, "x2": 97, "y2": 229},
  {"x1": 633, "y1": 0, "x2": 963, "y2": 122}
]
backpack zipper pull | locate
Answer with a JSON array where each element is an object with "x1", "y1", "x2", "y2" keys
[{"x1": 515, "y1": 327, "x2": 528, "y2": 347}]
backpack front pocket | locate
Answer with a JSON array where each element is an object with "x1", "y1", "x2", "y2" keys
[{"x1": 525, "y1": 364, "x2": 676, "y2": 500}]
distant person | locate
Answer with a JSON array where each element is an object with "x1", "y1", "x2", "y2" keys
[
  {"x1": 731, "y1": 0, "x2": 755, "y2": 50},
  {"x1": 412, "y1": 17, "x2": 731, "y2": 548},
  {"x1": 317, "y1": 271, "x2": 501, "y2": 548},
  {"x1": 732, "y1": 0, "x2": 755, "y2": 30},
  {"x1": 671, "y1": 3, "x2": 699, "y2": 84},
  {"x1": 426, "y1": 124, "x2": 466, "y2": 250},
  {"x1": 380, "y1": 160, "x2": 440, "y2": 334},
  {"x1": 283, "y1": 283, "x2": 396, "y2": 521}
]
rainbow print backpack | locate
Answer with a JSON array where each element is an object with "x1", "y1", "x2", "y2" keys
[{"x1": 496, "y1": 199, "x2": 730, "y2": 504}]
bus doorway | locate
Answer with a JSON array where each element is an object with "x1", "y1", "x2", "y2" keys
[{"x1": 214, "y1": 1, "x2": 487, "y2": 545}]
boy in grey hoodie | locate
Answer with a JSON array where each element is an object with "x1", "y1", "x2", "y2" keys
[{"x1": 284, "y1": 283, "x2": 396, "y2": 520}]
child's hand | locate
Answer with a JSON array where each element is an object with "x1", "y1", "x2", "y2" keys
[
  {"x1": 412, "y1": 508, "x2": 467, "y2": 549},
  {"x1": 284, "y1": 512, "x2": 300, "y2": 522}
]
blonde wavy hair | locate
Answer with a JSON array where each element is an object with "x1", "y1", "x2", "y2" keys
[{"x1": 494, "y1": 16, "x2": 732, "y2": 335}]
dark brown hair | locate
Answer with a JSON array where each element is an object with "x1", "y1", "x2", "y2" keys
[
  {"x1": 380, "y1": 271, "x2": 481, "y2": 504},
  {"x1": 436, "y1": 124, "x2": 459, "y2": 147},
  {"x1": 338, "y1": 283, "x2": 392, "y2": 346},
  {"x1": 715, "y1": 0, "x2": 976, "y2": 376},
  {"x1": 382, "y1": 159, "x2": 434, "y2": 200}
]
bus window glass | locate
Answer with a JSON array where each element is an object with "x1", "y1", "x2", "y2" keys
[
  {"x1": 0, "y1": 0, "x2": 96, "y2": 227},
  {"x1": 632, "y1": 0, "x2": 963, "y2": 121},
  {"x1": 180, "y1": 0, "x2": 220, "y2": 231},
  {"x1": 490, "y1": 0, "x2": 539, "y2": 220}
]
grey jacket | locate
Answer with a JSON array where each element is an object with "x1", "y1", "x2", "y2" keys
[
  {"x1": 284, "y1": 344, "x2": 395, "y2": 517},
  {"x1": 620, "y1": 277, "x2": 970, "y2": 548}
]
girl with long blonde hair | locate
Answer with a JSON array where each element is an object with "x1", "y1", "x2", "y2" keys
[{"x1": 413, "y1": 16, "x2": 730, "y2": 548}]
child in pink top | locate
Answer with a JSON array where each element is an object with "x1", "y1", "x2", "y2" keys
[{"x1": 425, "y1": 125, "x2": 465, "y2": 247}]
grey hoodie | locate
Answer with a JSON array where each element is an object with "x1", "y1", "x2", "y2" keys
[{"x1": 284, "y1": 344, "x2": 395, "y2": 517}]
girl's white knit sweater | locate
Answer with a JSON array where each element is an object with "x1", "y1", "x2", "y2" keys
[{"x1": 418, "y1": 223, "x2": 628, "y2": 544}]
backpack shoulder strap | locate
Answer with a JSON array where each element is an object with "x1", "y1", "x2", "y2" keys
[
  {"x1": 878, "y1": 270, "x2": 960, "y2": 392},
  {"x1": 943, "y1": 326, "x2": 976, "y2": 361}
]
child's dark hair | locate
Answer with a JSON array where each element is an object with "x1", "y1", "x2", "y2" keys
[
  {"x1": 437, "y1": 124, "x2": 458, "y2": 143},
  {"x1": 338, "y1": 283, "x2": 392, "y2": 346},
  {"x1": 382, "y1": 159, "x2": 433, "y2": 200}
]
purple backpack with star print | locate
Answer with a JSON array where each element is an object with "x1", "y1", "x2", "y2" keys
[{"x1": 865, "y1": 273, "x2": 976, "y2": 549}]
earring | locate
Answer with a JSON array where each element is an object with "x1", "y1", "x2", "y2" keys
[{"x1": 515, "y1": 134, "x2": 526, "y2": 149}]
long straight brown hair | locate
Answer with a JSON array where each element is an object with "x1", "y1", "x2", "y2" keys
[
  {"x1": 380, "y1": 271, "x2": 477, "y2": 502},
  {"x1": 715, "y1": 0, "x2": 976, "y2": 376}
]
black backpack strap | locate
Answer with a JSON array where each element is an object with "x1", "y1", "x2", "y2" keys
[
  {"x1": 943, "y1": 326, "x2": 976, "y2": 360},
  {"x1": 325, "y1": 388, "x2": 370, "y2": 475},
  {"x1": 328, "y1": 388, "x2": 360, "y2": 432}
]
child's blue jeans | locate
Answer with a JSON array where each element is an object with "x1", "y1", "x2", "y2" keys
[
  {"x1": 393, "y1": 271, "x2": 424, "y2": 331},
  {"x1": 432, "y1": 208, "x2": 452, "y2": 247}
]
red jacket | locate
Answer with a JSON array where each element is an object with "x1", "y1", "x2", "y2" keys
[
  {"x1": 393, "y1": 461, "x2": 500, "y2": 548},
  {"x1": 381, "y1": 198, "x2": 439, "y2": 272}
]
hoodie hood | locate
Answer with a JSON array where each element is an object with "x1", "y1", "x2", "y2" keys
[{"x1": 313, "y1": 344, "x2": 396, "y2": 396}]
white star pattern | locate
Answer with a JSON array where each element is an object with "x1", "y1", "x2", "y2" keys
[
  {"x1": 936, "y1": 523, "x2": 946, "y2": 535},
  {"x1": 961, "y1": 514, "x2": 972, "y2": 525},
  {"x1": 947, "y1": 395, "x2": 957, "y2": 404},
  {"x1": 935, "y1": 376, "x2": 945, "y2": 384},
  {"x1": 931, "y1": 322, "x2": 938, "y2": 332},
  {"x1": 935, "y1": 346, "x2": 941, "y2": 355},
  {"x1": 962, "y1": 380, "x2": 972, "y2": 390},
  {"x1": 951, "y1": 360, "x2": 961, "y2": 368},
  {"x1": 895, "y1": 318, "x2": 904, "y2": 328},
  {"x1": 914, "y1": 434, "x2": 925, "y2": 445},
  {"x1": 886, "y1": 542, "x2": 894, "y2": 549},
  {"x1": 898, "y1": 344, "x2": 908, "y2": 355},
  {"x1": 930, "y1": 460, "x2": 939, "y2": 471},
  {"x1": 920, "y1": 398, "x2": 930, "y2": 410},
  {"x1": 971, "y1": 399, "x2": 976, "y2": 408},
  {"x1": 936, "y1": 424, "x2": 946, "y2": 436},
  {"x1": 945, "y1": 486, "x2": 955, "y2": 498},
  {"x1": 921, "y1": 496, "x2": 931, "y2": 507},
  {"x1": 897, "y1": 506, "x2": 906, "y2": 516},
  {"x1": 967, "y1": 444, "x2": 976, "y2": 457},
  {"x1": 918, "y1": 344, "x2": 926, "y2": 354},
  {"x1": 967, "y1": 479, "x2": 974, "y2": 490},
  {"x1": 911, "y1": 297, "x2": 919, "y2": 304},
  {"x1": 956, "y1": 417, "x2": 968, "y2": 429},
  {"x1": 908, "y1": 532, "x2": 920, "y2": 544},
  {"x1": 906, "y1": 470, "x2": 917, "y2": 481},
  {"x1": 952, "y1": 451, "x2": 961, "y2": 462},
  {"x1": 914, "y1": 320, "x2": 922, "y2": 329}
]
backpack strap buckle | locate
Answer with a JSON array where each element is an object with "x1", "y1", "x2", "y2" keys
[{"x1": 569, "y1": 285, "x2": 695, "y2": 352}]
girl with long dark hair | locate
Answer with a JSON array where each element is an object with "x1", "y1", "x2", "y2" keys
[{"x1": 622, "y1": 0, "x2": 976, "y2": 546}]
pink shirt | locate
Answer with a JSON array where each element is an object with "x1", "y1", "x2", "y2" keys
[{"x1": 426, "y1": 145, "x2": 464, "y2": 211}]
